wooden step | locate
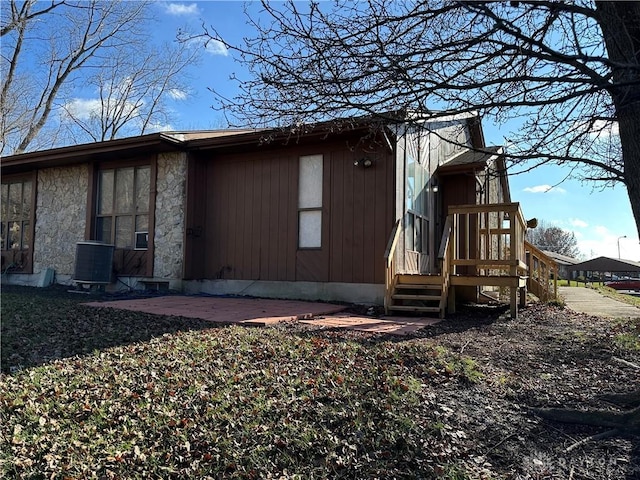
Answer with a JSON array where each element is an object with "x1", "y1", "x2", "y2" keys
[
  {"x1": 392, "y1": 294, "x2": 441, "y2": 301},
  {"x1": 395, "y1": 283, "x2": 442, "y2": 291},
  {"x1": 388, "y1": 305, "x2": 441, "y2": 313},
  {"x1": 396, "y1": 274, "x2": 443, "y2": 285}
]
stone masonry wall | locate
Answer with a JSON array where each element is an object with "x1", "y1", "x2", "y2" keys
[
  {"x1": 154, "y1": 152, "x2": 187, "y2": 279},
  {"x1": 34, "y1": 165, "x2": 88, "y2": 279}
]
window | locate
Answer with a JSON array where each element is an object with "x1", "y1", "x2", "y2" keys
[
  {"x1": 405, "y1": 137, "x2": 429, "y2": 254},
  {"x1": 95, "y1": 166, "x2": 150, "y2": 249},
  {"x1": 1, "y1": 178, "x2": 33, "y2": 252},
  {"x1": 298, "y1": 154, "x2": 323, "y2": 248}
]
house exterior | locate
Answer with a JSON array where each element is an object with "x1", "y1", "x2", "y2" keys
[
  {"x1": 1, "y1": 113, "x2": 555, "y2": 316},
  {"x1": 542, "y1": 250, "x2": 579, "y2": 280}
]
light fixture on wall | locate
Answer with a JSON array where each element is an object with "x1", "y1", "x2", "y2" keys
[
  {"x1": 354, "y1": 157, "x2": 373, "y2": 168},
  {"x1": 431, "y1": 178, "x2": 439, "y2": 193}
]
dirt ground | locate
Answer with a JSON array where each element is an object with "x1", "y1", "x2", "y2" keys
[{"x1": 397, "y1": 302, "x2": 640, "y2": 479}]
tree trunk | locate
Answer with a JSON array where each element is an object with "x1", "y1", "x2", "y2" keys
[
  {"x1": 596, "y1": 1, "x2": 640, "y2": 239},
  {"x1": 600, "y1": 389, "x2": 640, "y2": 408},
  {"x1": 533, "y1": 405, "x2": 640, "y2": 435}
]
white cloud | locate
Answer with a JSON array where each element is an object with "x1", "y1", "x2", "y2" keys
[
  {"x1": 594, "y1": 225, "x2": 610, "y2": 236},
  {"x1": 575, "y1": 224, "x2": 640, "y2": 260},
  {"x1": 145, "y1": 120, "x2": 174, "y2": 133},
  {"x1": 204, "y1": 38, "x2": 228, "y2": 56},
  {"x1": 169, "y1": 88, "x2": 188, "y2": 100},
  {"x1": 63, "y1": 96, "x2": 139, "y2": 121},
  {"x1": 164, "y1": 3, "x2": 199, "y2": 15},
  {"x1": 183, "y1": 36, "x2": 228, "y2": 56},
  {"x1": 63, "y1": 98, "x2": 102, "y2": 120},
  {"x1": 522, "y1": 184, "x2": 567, "y2": 194},
  {"x1": 569, "y1": 218, "x2": 588, "y2": 228},
  {"x1": 588, "y1": 119, "x2": 619, "y2": 140}
]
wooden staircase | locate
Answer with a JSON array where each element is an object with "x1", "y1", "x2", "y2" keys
[
  {"x1": 384, "y1": 204, "x2": 558, "y2": 320},
  {"x1": 387, "y1": 274, "x2": 447, "y2": 318}
]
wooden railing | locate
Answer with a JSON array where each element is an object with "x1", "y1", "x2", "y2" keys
[
  {"x1": 383, "y1": 202, "x2": 557, "y2": 316},
  {"x1": 437, "y1": 215, "x2": 453, "y2": 318},
  {"x1": 524, "y1": 240, "x2": 558, "y2": 302},
  {"x1": 384, "y1": 219, "x2": 402, "y2": 314},
  {"x1": 447, "y1": 203, "x2": 528, "y2": 277}
]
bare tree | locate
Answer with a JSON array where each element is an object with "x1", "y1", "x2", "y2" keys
[
  {"x1": 59, "y1": 40, "x2": 198, "y2": 143},
  {"x1": 1, "y1": 0, "x2": 197, "y2": 154},
  {"x1": 526, "y1": 221, "x2": 580, "y2": 258},
  {"x1": 203, "y1": 0, "x2": 640, "y2": 238}
]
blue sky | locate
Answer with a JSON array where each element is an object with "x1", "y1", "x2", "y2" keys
[{"x1": 146, "y1": 1, "x2": 640, "y2": 261}]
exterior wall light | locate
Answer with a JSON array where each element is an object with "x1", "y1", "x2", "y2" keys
[{"x1": 354, "y1": 157, "x2": 373, "y2": 168}]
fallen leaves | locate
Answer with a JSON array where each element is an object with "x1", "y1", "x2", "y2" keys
[
  {"x1": 1, "y1": 298, "x2": 477, "y2": 478},
  {"x1": 1, "y1": 288, "x2": 639, "y2": 479}
]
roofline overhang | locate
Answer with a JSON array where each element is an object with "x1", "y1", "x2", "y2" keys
[
  {"x1": 435, "y1": 147, "x2": 504, "y2": 175},
  {"x1": 1, "y1": 133, "x2": 185, "y2": 174},
  {"x1": 185, "y1": 122, "x2": 384, "y2": 151},
  {"x1": 1, "y1": 111, "x2": 486, "y2": 171}
]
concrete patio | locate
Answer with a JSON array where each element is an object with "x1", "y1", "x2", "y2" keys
[{"x1": 84, "y1": 295, "x2": 440, "y2": 335}]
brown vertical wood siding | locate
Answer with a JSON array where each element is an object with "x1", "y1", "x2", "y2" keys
[
  {"x1": 204, "y1": 150, "x2": 299, "y2": 281},
  {"x1": 198, "y1": 136, "x2": 394, "y2": 284}
]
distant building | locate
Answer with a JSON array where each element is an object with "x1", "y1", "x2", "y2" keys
[
  {"x1": 569, "y1": 256, "x2": 640, "y2": 281},
  {"x1": 542, "y1": 251, "x2": 580, "y2": 280}
]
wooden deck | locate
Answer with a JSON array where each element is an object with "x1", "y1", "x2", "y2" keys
[{"x1": 385, "y1": 202, "x2": 558, "y2": 318}]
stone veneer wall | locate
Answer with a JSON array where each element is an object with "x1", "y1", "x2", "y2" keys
[
  {"x1": 33, "y1": 165, "x2": 89, "y2": 281},
  {"x1": 153, "y1": 152, "x2": 187, "y2": 280}
]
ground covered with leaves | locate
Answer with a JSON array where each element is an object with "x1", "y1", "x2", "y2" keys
[{"x1": 1, "y1": 285, "x2": 639, "y2": 479}]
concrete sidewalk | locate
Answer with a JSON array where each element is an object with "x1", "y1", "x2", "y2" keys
[{"x1": 559, "y1": 286, "x2": 640, "y2": 318}]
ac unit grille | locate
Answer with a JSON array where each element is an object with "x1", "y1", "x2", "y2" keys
[{"x1": 74, "y1": 241, "x2": 114, "y2": 284}]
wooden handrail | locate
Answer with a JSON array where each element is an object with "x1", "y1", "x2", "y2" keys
[
  {"x1": 524, "y1": 240, "x2": 549, "y2": 261},
  {"x1": 437, "y1": 215, "x2": 453, "y2": 260},
  {"x1": 384, "y1": 219, "x2": 402, "y2": 313},
  {"x1": 524, "y1": 240, "x2": 559, "y2": 302},
  {"x1": 446, "y1": 201, "x2": 528, "y2": 275},
  {"x1": 384, "y1": 219, "x2": 402, "y2": 266},
  {"x1": 448, "y1": 202, "x2": 522, "y2": 214},
  {"x1": 438, "y1": 215, "x2": 453, "y2": 318}
]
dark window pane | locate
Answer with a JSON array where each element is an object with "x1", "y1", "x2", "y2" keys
[
  {"x1": 8, "y1": 183, "x2": 21, "y2": 220},
  {"x1": 22, "y1": 181, "x2": 32, "y2": 218},
  {"x1": 115, "y1": 168, "x2": 134, "y2": 214},
  {"x1": 135, "y1": 215, "x2": 148, "y2": 232},
  {"x1": 9, "y1": 221, "x2": 20, "y2": 249},
  {"x1": 98, "y1": 170, "x2": 114, "y2": 215},
  {"x1": 22, "y1": 221, "x2": 30, "y2": 249},
  {"x1": 1, "y1": 183, "x2": 8, "y2": 220},
  {"x1": 96, "y1": 217, "x2": 112, "y2": 243},
  {"x1": 115, "y1": 216, "x2": 133, "y2": 248},
  {"x1": 1, "y1": 222, "x2": 5, "y2": 250},
  {"x1": 406, "y1": 214, "x2": 415, "y2": 251},
  {"x1": 135, "y1": 167, "x2": 150, "y2": 212}
]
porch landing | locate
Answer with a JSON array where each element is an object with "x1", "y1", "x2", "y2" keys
[{"x1": 83, "y1": 296, "x2": 440, "y2": 336}]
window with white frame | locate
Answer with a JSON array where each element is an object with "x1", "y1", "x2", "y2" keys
[{"x1": 298, "y1": 154, "x2": 323, "y2": 248}]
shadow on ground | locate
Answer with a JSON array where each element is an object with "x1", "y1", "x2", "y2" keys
[
  {"x1": 1, "y1": 284, "x2": 512, "y2": 373},
  {"x1": 1, "y1": 285, "x2": 223, "y2": 373}
]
